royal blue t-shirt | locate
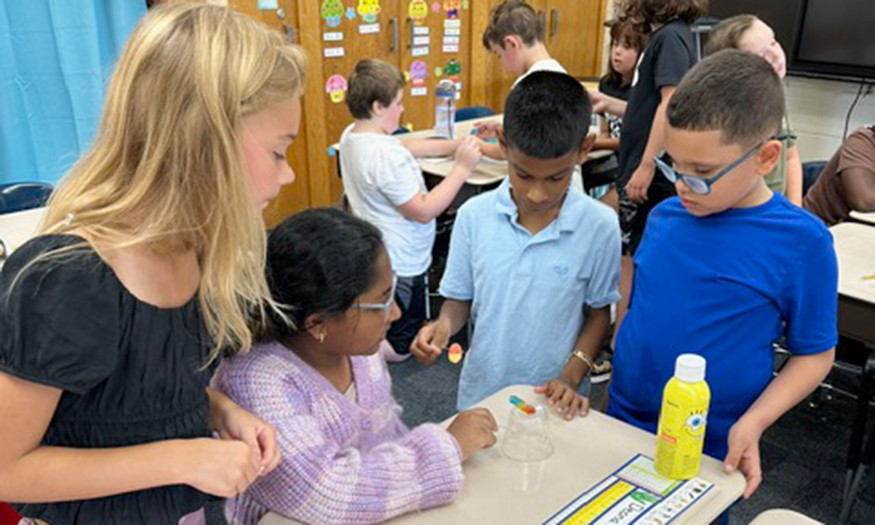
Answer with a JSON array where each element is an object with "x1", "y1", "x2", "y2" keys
[{"x1": 608, "y1": 194, "x2": 838, "y2": 460}]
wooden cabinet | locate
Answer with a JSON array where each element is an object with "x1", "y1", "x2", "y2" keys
[{"x1": 542, "y1": 0, "x2": 607, "y2": 80}]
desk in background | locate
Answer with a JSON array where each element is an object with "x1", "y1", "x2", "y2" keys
[
  {"x1": 830, "y1": 223, "x2": 875, "y2": 523},
  {"x1": 748, "y1": 509, "x2": 823, "y2": 525},
  {"x1": 849, "y1": 211, "x2": 875, "y2": 226}
]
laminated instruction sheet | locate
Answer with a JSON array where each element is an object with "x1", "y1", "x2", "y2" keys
[{"x1": 542, "y1": 455, "x2": 715, "y2": 525}]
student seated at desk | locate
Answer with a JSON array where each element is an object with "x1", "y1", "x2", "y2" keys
[
  {"x1": 340, "y1": 59, "x2": 482, "y2": 362},
  {"x1": 607, "y1": 51, "x2": 837, "y2": 512},
  {"x1": 803, "y1": 126, "x2": 875, "y2": 226},
  {"x1": 412, "y1": 72, "x2": 621, "y2": 417},
  {"x1": 215, "y1": 209, "x2": 497, "y2": 525}
]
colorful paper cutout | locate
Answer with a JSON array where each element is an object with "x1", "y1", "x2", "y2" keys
[
  {"x1": 321, "y1": 0, "x2": 344, "y2": 28},
  {"x1": 325, "y1": 74, "x2": 348, "y2": 104},
  {"x1": 410, "y1": 60, "x2": 428, "y2": 85},
  {"x1": 444, "y1": 0, "x2": 460, "y2": 19},
  {"x1": 432, "y1": 2, "x2": 441, "y2": 13},
  {"x1": 434, "y1": 66, "x2": 443, "y2": 78},
  {"x1": 357, "y1": 0, "x2": 380, "y2": 23},
  {"x1": 408, "y1": 0, "x2": 428, "y2": 25},
  {"x1": 444, "y1": 58, "x2": 461, "y2": 76},
  {"x1": 346, "y1": 7, "x2": 357, "y2": 20}
]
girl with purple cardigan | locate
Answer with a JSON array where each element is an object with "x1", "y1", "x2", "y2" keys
[{"x1": 214, "y1": 208, "x2": 498, "y2": 525}]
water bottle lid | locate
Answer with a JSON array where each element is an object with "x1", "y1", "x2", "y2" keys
[{"x1": 674, "y1": 354, "x2": 706, "y2": 383}]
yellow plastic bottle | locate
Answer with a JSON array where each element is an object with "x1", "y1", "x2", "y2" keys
[{"x1": 655, "y1": 354, "x2": 711, "y2": 479}]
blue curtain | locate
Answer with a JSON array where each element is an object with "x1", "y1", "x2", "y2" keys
[{"x1": 0, "y1": 1, "x2": 146, "y2": 184}]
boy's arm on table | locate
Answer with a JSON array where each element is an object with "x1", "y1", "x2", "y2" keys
[
  {"x1": 785, "y1": 145, "x2": 803, "y2": 206},
  {"x1": 411, "y1": 299, "x2": 471, "y2": 366},
  {"x1": 625, "y1": 86, "x2": 675, "y2": 203},
  {"x1": 536, "y1": 307, "x2": 612, "y2": 420},
  {"x1": 725, "y1": 348, "x2": 835, "y2": 499},
  {"x1": 401, "y1": 137, "x2": 461, "y2": 158},
  {"x1": 0, "y1": 373, "x2": 262, "y2": 503},
  {"x1": 397, "y1": 136, "x2": 481, "y2": 224}
]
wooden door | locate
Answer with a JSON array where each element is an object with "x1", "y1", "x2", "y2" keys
[
  {"x1": 398, "y1": 0, "x2": 473, "y2": 132},
  {"x1": 543, "y1": 0, "x2": 606, "y2": 79},
  {"x1": 318, "y1": 0, "x2": 401, "y2": 201}
]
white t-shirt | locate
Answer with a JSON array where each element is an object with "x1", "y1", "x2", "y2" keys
[
  {"x1": 511, "y1": 58, "x2": 567, "y2": 88},
  {"x1": 339, "y1": 125, "x2": 435, "y2": 277}
]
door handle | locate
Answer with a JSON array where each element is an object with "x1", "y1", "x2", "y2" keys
[
  {"x1": 407, "y1": 17, "x2": 414, "y2": 50},
  {"x1": 283, "y1": 24, "x2": 296, "y2": 44},
  {"x1": 389, "y1": 17, "x2": 398, "y2": 53},
  {"x1": 550, "y1": 9, "x2": 559, "y2": 38}
]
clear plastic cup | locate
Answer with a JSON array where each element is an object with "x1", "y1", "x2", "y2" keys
[{"x1": 501, "y1": 405, "x2": 554, "y2": 463}]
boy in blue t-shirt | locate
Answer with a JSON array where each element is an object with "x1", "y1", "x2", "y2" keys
[
  {"x1": 411, "y1": 72, "x2": 621, "y2": 416},
  {"x1": 608, "y1": 50, "x2": 837, "y2": 500}
]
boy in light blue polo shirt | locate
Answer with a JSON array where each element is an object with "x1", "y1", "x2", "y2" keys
[{"x1": 411, "y1": 72, "x2": 621, "y2": 415}]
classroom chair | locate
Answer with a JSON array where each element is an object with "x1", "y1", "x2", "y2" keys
[
  {"x1": 0, "y1": 182, "x2": 53, "y2": 215},
  {"x1": 802, "y1": 160, "x2": 827, "y2": 198},
  {"x1": 454, "y1": 106, "x2": 494, "y2": 122}
]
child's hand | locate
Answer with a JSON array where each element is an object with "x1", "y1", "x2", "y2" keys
[
  {"x1": 178, "y1": 438, "x2": 263, "y2": 498},
  {"x1": 534, "y1": 379, "x2": 590, "y2": 420},
  {"x1": 212, "y1": 402, "x2": 282, "y2": 476},
  {"x1": 589, "y1": 91, "x2": 611, "y2": 114},
  {"x1": 446, "y1": 408, "x2": 498, "y2": 461},
  {"x1": 624, "y1": 163, "x2": 656, "y2": 203},
  {"x1": 454, "y1": 135, "x2": 482, "y2": 171},
  {"x1": 724, "y1": 416, "x2": 765, "y2": 499},
  {"x1": 472, "y1": 121, "x2": 501, "y2": 140},
  {"x1": 411, "y1": 319, "x2": 450, "y2": 366}
]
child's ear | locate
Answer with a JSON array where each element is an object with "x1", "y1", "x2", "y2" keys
[
  {"x1": 577, "y1": 133, "x2": 597, "y2": 163},
  {"x1": 755, "y1": 139, "x2": 783, "y2": 176},
  {"x1": 371, "y1": 100, "x2": 385, "y2": 117},
  {"x1": 504, "y1": 35, "x2": 520, "y2": 51},
  {"x1": 303, "y1": 314, "x2": 326, "y2": 341}
]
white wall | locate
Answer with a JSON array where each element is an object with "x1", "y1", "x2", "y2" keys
[{"x1": 785, "y1": 76, "x2": 875, "y2": 162}]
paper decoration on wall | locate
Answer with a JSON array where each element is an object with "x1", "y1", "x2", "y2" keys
[
  {"x1": 408, "y1": 0, "x2": 428, "y2": 25},
  {"x1": 258, "y1": 0, "x2": 279, "y2": 9},
  {"x1": 411, "y1": 86, "x2": 428, "y2": 97},
  {"x1": 324, "y1": 47, "x2": 345, "y2": 58},
  {"x1": 444, "y1": 19, "x2": 460, "y2": 28},
  {"x1": 323, "y1": 31, "x2": 344, "y2": 42},
  {"x1": 357, "y1": 0, "x2": 380, "y2": 24},
  {"x1": 462, "y1": 0, "x2": 469, "y2": 10},
  {"x1": 406, "y1": 122, "x2": 415, "y2": 131},
  {"x1": 444, "y1": 58, "x2": 461, "y2": 77},
  {"x1": 411, "y1": 46, "x2": 429, "y2": 57},
  {"x1": 434, "y1": 66, "x2": 443, "y2": 78},
  {"x1": 325, "y1": 74, "x2": 348, "y2": 104},
  {"x1": 404, "y1": 71, "x2": 411, "y2": 82},
  {"x1": 432, "y1": 2, "x2": 441, "y2": 13},
  {"x1": 359, "y1": 23, "x2": 380, "y2": 34},
  {"x1": 413, "y1": 35, "x2": 430, "y2": 46},
  {"x1": 444, "y1": 0, "x2": 460, "y2": 19},
  {"x1": 321, "y1": 0, "x2": 344, "y2": 28},
  {"x1": 413, "y1": 26, "x2": 430, "y2": 35},
  {"x1": 442, "y1": 44, "x2": 459, "y2": 53},
  {"x1": 410, "y1": 60, "x2": 428, "y2": 85},
  {"x1": 346, "y1": 7, "x2": 357, "y2": 20}
]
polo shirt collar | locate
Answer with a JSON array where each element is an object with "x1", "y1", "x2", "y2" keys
[{"x1": 494, "y1": 177, "x2": 581, "y2": 234}]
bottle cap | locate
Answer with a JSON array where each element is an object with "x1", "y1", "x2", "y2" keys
[{"x1": 674, "y1": 354, "x2": 706, "y2": 383}]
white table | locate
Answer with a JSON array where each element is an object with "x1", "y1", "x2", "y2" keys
[
  {"x1": 262, "y1": 385, "x2": 744, "y2": 525},
  {"x1": 850, "y1": 211, "x2": 875, "y2": 226},
  {"x1": 830, "y1": 223, "x2": 875, "y2": 523},
  {"x1": 748, "y1": 509, "x2": 823, "y2": 525},
  {"x1": 0, "y1": 207, "x2": 46, "y2": 270}
]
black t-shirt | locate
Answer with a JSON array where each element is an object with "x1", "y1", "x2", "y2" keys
[
  {"x1": 599, "y1": 74, "x2": 632, "y2": 139},
  {"x1": 0, "y1": 235, "x2": 216, "y2": 525},
  {"x1": 618, "y1": 20, "x2": 696, "y2": 186}
]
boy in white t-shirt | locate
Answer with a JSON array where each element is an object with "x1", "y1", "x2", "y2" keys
[{"x1": 340, "y1": 58, "x2": 482, "y2": 362}]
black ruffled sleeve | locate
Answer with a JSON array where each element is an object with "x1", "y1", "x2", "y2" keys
[{"x1": 0, "y1": 235, "x2": 120, "y2": 395}]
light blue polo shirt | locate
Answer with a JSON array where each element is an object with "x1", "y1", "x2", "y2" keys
[{"x1": 440, "y1": 178, "x2": 621, "y2": 409}]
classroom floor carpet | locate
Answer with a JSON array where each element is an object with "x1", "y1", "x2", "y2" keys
[{"x1": 206, "y1": 356, "x2": 875, "y2": 525}]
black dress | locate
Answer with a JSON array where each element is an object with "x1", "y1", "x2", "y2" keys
[{"x1": 0, "y1": 235, "x2": 215, "y2": 525}]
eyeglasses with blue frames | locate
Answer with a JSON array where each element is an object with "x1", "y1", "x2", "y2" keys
[
  {"x1": 655, "y1": 133, "x2": 794, "y2": 195},
  {"x1": 350, "y1": 273, "x2": 397, "y2": 320}
]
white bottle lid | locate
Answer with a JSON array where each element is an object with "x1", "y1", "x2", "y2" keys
[{"x1": 674, "y1": 354, "x2": 706, "y2": 383}]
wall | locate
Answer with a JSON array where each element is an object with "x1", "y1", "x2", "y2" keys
[{"x1": 785, "y1": 77, "x2": 875, "y2": 162}]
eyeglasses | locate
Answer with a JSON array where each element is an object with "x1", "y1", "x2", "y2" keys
[
  {"x1": 655, "y1": 133, "x2": 793, "y2": 195},
  {"x1": 350, "y1": 273, "x2": 397, "y2": 319}
]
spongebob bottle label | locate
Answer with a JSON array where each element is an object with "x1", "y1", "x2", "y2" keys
[{"x1": 655, "y1": 375, "x2": 710, "y2": 480}]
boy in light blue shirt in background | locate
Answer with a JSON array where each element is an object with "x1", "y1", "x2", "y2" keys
[{"x1": 412, "y1": 72, "x2": 621, "y2": 416}]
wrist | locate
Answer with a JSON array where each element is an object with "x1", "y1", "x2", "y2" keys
[{"x1": 167, "y1": 439, "x2": 193, "y2": 486}]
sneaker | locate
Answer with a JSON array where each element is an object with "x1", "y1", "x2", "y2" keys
[{"x1": 379, "y1": 340, "x2": 412, "y2": 363}]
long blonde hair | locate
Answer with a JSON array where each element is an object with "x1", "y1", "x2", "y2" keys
[{"x1": 38, "y1": 4, "x2": 308, "y2": 363}]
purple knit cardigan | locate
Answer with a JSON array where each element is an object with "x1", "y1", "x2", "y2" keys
[{"x1": 213, "y1": 342, "x2": 463, "y2": 525}]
